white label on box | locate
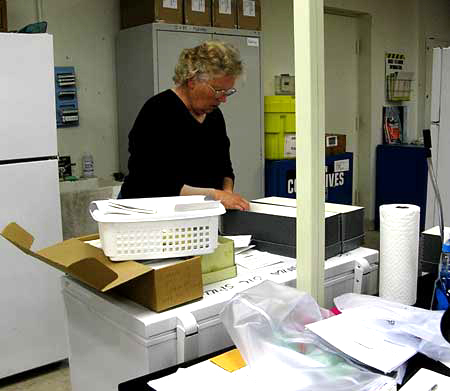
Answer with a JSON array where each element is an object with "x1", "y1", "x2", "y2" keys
[
  {"x1": 219, "y1": 0, "x2": 232, "y2": 14},
  {"x1": 192, "y1": 0, "x2": 205, "y2": 12},
  {"x1": 334, "y1": 159, "x2": 350, "y2": 172},
  {"x1": 247, "y1": 37, "x2": 259, "y2": 47},
  {"x1": 163, "y1": 0, "x2": 178, "y2": 10},
  {"x1": 243, "y1": 0, "x2": 256, "y2": 17},
  {"x1": 326, "y1": 135, "x2": 338, "y2": 147},
  {"x1": 284, "y1": 134, "x2": 296, "y2": 157}
]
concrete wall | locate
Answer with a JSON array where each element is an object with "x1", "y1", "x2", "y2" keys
[{"x1": 7, "y1": 0, "x2": 120, "y2": 181}]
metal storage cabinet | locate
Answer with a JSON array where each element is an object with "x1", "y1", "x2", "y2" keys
[
  {"x1": 117, "y1": 23, "x2": 264, "y2": 200},
  {"x1": 375, "y1": 144, "x2": 428, "y2": 231}
]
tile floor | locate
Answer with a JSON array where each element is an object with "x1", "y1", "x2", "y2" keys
[
  {"x1": 0, "y1": 360, "x2": 70, "y2": 390},
  {"x1": 0, "y1": 230, "x2": 380, "y2": 390}
]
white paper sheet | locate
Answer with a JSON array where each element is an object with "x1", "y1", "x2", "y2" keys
[
  {"x1": 223, "y1": 235, "x2": 252, "y2": 248},
  {"x1": 234, "y1": 245, "x2": 255, "y2": 255},
  {"x1": 235, "y1": 249, "x2": 283, "y2": 270},
  {"x1": 148, "y1": 360, "x2": 254, "y2": 391},
  {"x1": 400, "y1": 368, "x2": 450, "y2": 390}
]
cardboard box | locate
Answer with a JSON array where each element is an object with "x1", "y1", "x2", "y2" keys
[
  {"x1": 236, "y1": 0, "x2": 261, "y2": 30},
  {"x1": 221, "y1": 203, "x2": 341, "y2": 259},
  {"x1": 201, "y1": 236, "x2": 236, "y2": 284},
  {"x1": 212, "y1": 0, "x2": 237, "y2": 29},
  {"x1": 202, "y1": 236, "x2": 237, "y2": 285},
  {"x1": 201, "y1": 236, "x2": 234, "y2": 273},
  {"x1": 120, "y1": 0, "x2": 183, "y2": 29},
  {"x1": 202, "y1": 265, "x2": 237, "y2": 285},
  {"x1": 325, "y1": 133, "x2": 346, "y2": 156},
  {"x1": 184, "y1": 0, "x2": 211, "y2": 26},
  {"x1": 0, "y1": 223, "x2": 203, "y2": 312},
  {"x1": 0, "y1": 0, "x2": 7, "y2": 32}
]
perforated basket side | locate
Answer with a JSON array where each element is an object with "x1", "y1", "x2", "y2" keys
[{"x1": 98, "y1": 216, "x2": 219, "y2": 261}]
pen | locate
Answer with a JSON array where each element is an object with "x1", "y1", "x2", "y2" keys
[{"x1": 427, "y1": 384, "x2": 438, "y2": 391}]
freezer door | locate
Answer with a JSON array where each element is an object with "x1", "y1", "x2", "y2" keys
[
  {"x1": 0, "y1": 33, "x2": 58, "y2": 160},
  {"x1": 0, "y1": 160, "x2": 67, "y2": 378}
]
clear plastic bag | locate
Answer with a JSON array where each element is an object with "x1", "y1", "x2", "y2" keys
[
  {"x1": 334, "y1": 293, "x2": 450, "y2": 362},
  {"x1": 220, "y1": 281, "x2": 393, "y2": 391}
]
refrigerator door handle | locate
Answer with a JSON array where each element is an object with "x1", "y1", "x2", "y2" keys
[{"x1": 176, "y1": 312, "x2": 199, "y2": 364}]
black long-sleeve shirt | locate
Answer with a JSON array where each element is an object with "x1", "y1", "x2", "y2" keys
[{"x1": 120, "y1": 89, "x2": 235, "y2": 199}]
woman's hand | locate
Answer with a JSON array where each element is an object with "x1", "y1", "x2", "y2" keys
[{"x1": 214, "y1": 190, "x2": 250, "y2": 211}]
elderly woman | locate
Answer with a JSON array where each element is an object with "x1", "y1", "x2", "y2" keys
[{"x1": 119, "y1": 41, "x2": 250, "y2": 211}]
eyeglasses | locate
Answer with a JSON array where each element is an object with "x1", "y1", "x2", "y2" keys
[{"x1": 204, "y1": 83, "x2": 237, "y2": 98}]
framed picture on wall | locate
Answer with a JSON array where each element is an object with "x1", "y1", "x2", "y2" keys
[{"x1": 383, "y1": 106, "x2": 406, "y2": 144}]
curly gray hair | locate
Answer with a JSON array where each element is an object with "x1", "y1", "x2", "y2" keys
[{"x1": 173, "y1": 41, "x2": 243, "y2": 85}]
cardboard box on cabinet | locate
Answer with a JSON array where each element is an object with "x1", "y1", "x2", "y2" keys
[{"x1": 1, "y1": 222, "x2": 203, "y2": 312}]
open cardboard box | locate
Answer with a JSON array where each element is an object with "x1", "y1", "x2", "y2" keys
[{"x1": 0, "y1": 223, "x2": 203, "y2": 312}]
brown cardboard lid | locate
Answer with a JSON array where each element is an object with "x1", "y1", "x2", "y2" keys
[{"x1": 1, "y1": 222, "x2": 152, "y2": 293}]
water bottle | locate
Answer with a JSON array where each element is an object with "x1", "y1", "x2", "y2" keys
[
  {"x1": 82, "y1": 153, "x2": 94, "y2": 178},
  {"x1": 436, "y1": 240, "x2": 450, "y2": 310}
]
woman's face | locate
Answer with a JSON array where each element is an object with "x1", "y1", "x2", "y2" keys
[{"x1": 188, "y1": 75, "x2": 236, "y2": 115}]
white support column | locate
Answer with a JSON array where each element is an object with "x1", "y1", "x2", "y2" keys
[{"x1": 293, "y1": 0, "x2": 325, "y2": 305}]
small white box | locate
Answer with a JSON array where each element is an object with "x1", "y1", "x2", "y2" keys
[{"x1": 89, "y1": 196, "x2": 225, "y2": 261}]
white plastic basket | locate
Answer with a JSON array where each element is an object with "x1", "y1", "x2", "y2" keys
[{"x1": 89, "y1": 196, "x2": 225, "y2": 261}]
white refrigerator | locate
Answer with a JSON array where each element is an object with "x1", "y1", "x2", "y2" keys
[
  {"x1": 426, "y1": 47, "x2": 450, "y2": 231},
  {"x1": 0, "y1": 33, "x2": 67, "y2": 378}
]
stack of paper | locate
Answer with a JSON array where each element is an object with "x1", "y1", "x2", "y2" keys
[{"x1": 305, "y1": 313, "x2": 417, "y2": 373}]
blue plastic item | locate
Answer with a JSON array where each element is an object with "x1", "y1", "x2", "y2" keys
[
  {"x1": 442, "y1": 240, "x2": 450, "y2": 254},
  {"x1": 436, "y1": 239, "x2": 450, "y2": 310}
]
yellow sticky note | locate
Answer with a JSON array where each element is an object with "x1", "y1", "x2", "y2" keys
[{"x1": 210, "y1": 349, "x2": 247, "y2": 372}]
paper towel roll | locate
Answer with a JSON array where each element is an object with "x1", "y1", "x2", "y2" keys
[{"x1": 379, "y1": 204, "x2": 420, "y2": 305}]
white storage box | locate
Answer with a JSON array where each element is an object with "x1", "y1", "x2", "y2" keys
[
  {"x1": 89, "y1": 196, "x2": 225, "y2": 261},
  {"x1": 62, "y1": 247, "x2": 379, "y2": 391}
]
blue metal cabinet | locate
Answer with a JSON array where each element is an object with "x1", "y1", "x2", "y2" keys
[
  {"x1": 265, "y1": 153, "x2": 353, "y2": 205},
  {"x1": 375, "y1": 144, "x2": 428, "y2": 231}
]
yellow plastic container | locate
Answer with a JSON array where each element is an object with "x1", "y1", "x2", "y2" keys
[{"x1": 264, "y1": 96, "x2": 296, "y2": 159}]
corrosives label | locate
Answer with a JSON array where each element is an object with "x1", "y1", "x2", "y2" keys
[
  {"x1": 287, "y1": 169, "x2": 296, "y2": 195},
  {"x1": 286, "y1": 165, "x2": 347, "y2": 195}
]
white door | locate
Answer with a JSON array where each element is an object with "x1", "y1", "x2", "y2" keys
[
  {"x1": 0, "y1": 33, "x2": 57, "y2": 160},
  {"x1": 0, "y1": 160, "x2": 67, "y2": 378},
  {"x1": 324, "y1": 13, "x2": 359, "y2": 203},
  {"x1": 156, "y1": 30, "x2": 212, "y2": 92}
]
